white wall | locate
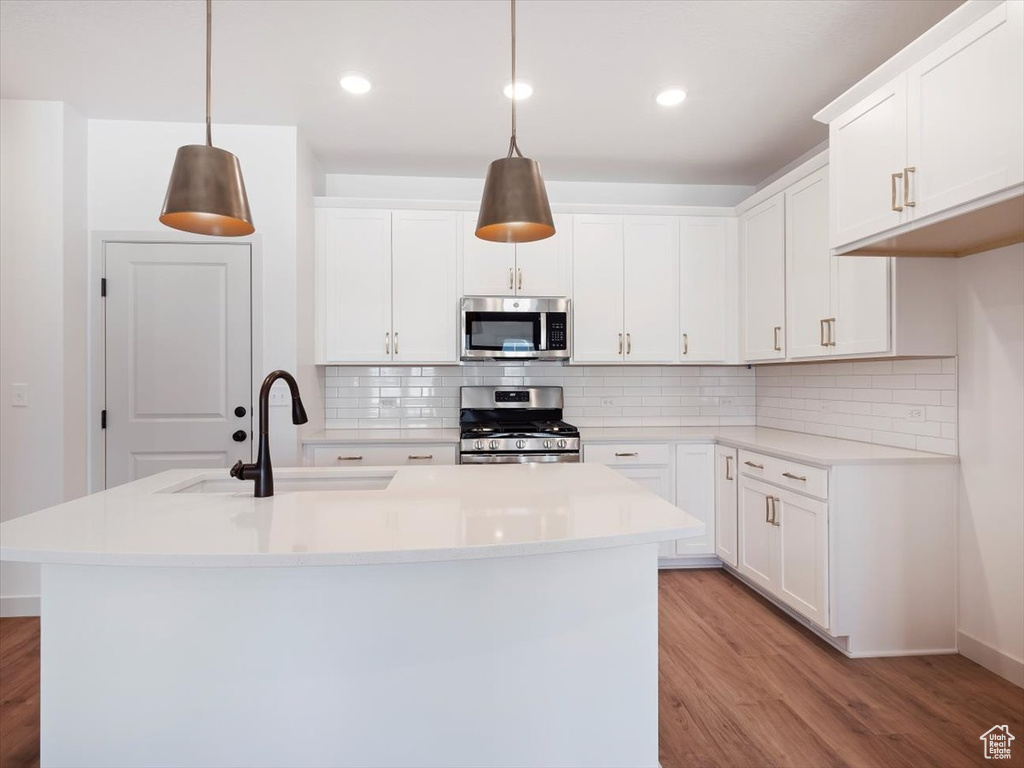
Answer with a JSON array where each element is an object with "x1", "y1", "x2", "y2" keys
[
  {"x1": 0, "y1": 99, "x2": 88, "y2": 613},
  {"x1": 324, "y1": 173, "x2": 752, "y2": 208},
  {"x1": 296, "y1": 134, "x2": 326, "y2": 443},
  {"x1": 955, "y1": 243, "x2": 1024, "y2": 686},
  {"x1": 87, "y1": 119, "x2": 303, "y2": 465}
]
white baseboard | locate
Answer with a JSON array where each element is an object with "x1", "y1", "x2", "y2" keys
[
  {"x1": 958, "y1": 630, "x2": 1024, "y2": 687},
  {"x1": 658, "y1": 556, "x2": 723, "y2": 569},
  {"x1": 0, "y1": 594, "x2": 40, "y2": 617}
]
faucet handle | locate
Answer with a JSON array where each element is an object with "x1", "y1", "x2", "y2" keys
[{"x1": 230, "y1": 460, "x2": 245, "y2": 479}]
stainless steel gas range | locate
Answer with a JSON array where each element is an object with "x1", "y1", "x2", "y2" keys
[{"x1": 458, "y1": 386, "x2": 580, "y2": 464}]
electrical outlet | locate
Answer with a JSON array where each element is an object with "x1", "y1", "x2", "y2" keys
[
  {"x1": 601, "y1": 397, "x2": 616, "y2": 406},
  {"x1": 820, "y1": 401, "x2": 835, "y2": 413},
  {"x1": 268, "y1": 387, "x2": 290, "y2": 407},
  {"x1": 11, "y1": 383, "x2": 28, "y2": 407},
  {"x1": 720, "y1": 396, "x2": 734, "y2": 406},
  {"x1": 907, "y1": 407, "x2": 925, "y2": 422},
  {"x1": 380, "y1": 398, "x2": 398, "y2": 408}
]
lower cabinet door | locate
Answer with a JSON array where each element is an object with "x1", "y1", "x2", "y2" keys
[
  {"x1": 606, "y1": 464, "x2": 676, "y2": 558},
  {"x1": 775, "y1": 489, "x2": 830, "y2": 628},
  {"x1": 737, "y1": 477, "x2": 776, "y2": 592},
  {"x1": 714, "y1": 446, "x2": 738, "y2": 567},
  {"x1": 674, "y1": 444, "x2": 715, "y2": 556}
]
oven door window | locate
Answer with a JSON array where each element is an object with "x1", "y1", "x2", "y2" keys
[{"x1": 465, "y1": 312, "x2": 541, "y2": 352}]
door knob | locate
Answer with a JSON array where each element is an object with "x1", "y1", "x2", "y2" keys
[
  {"x1": 232, "y1": 430, "x2": 248, "y2": 442},
  {"x1": 234, "y1": 406, "x2": 247, "y2": 417}
]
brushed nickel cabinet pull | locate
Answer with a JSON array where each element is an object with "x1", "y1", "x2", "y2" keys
[
  {"x1": 614, "y1": 452, "x2": 639, "y2": 457},
  {"x1": 745, "y1": 460, "x2": 764, "y2": 469},
  {"x1": 385, "y1": 332, "x2": 390, "y2": 354},
  {"x1": 408, "y1": 454, "x2": 434, "y2": 460},
  {"x1": 770, "y1": 497, "x2": 781, "y2": 526},
  {"x1": 394, "y1": 331, "x2": 399, "y2": 355},
  {"x1": 683, "y1": 333, "x2": 689, "y2": 355},
  {"x1": 725, "y1": 454, "x2": 733, "y2": 481},
  {"x1": 820, "y1": 319, "x2": 828, "y2": 347},
  {"x1": 508, "y1": 267, "x2": 514, "y2": 291},
  {"x1": 337, "y1": 455, "x2": 363, "y2": 461},
  {"x1": 827, "y1": 318, "x2": 836, "y2": 347},
  {"x1": 626, "y1": 332, "x2": 632, "y2": 355},
  {"x1": 773, "y1": 326, "x2": 782, "y2": 352},
  {"x1": 782, "y1": 471, "x2": 807, "y2": 481},
  {"x1": 517, "y1": 268, "x2": 523, "y2": 291},
  {"x1": 617, "y1": 333, "x2": 623, "y2": 355},
  {"x1": 765, "y1": 495, "x2": 772, "y2": 524},
  {"x1": 891, "y1": 171, "x2": 904, "y2": 212},
  {"x1": 903, "y1": 167, "x2": 916, "y2": 207}
]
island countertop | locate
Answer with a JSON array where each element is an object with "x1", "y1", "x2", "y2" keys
[{"x1": 0, "y1": 463, "x2": 702, "y2": 568}]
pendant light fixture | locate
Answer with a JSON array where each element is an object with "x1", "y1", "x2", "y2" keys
[
  {"x1": 476, "y1": 0, "x2": 555, "y2": 243},
  {"x1": 160, "y1": 0, "x2": 254, "y2": 237}
]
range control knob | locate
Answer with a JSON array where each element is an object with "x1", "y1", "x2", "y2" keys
[
  {"x1": 516, "y1": 439, "x2": 526, "y2": 449},
  {"x1": 543, "y1": 439, "x2": 552, "y2": 450},
  {"x1": 489, "y1": 439, "x2": 499, "y2": 450},
  {"x1": 474, "y1": 440, "x2": 484, "y2": 450},
  {"x1": 558, "y1": 439, "x2": 568, "y2": 449}
]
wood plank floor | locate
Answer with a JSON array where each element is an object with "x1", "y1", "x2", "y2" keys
[{"x1": 1, "y1": 569, "x2": 1021, "y2": 767}]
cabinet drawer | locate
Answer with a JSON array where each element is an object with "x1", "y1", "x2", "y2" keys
[
  {"x1": 311, "y1": 444, "x2": 457, "y2": 467},
  {"x1": 737, "y1": 450, "x2": 828, "y2": 499},
  {"x1": 584, "y1": 443, "x2": 671, "y2": 466}
]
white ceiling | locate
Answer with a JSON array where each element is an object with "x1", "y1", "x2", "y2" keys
[{"x1": 1, "y1": 0, "x2": 962, "y2": 185}]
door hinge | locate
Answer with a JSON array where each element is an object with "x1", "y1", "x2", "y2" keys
[
  {"x1": 101, "y1": 409, "x2": 107, "y2": 429},
  {"x1": 100, "y1": 278, "x2": 107, "y2": 297}
]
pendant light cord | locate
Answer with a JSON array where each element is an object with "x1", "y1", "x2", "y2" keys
[
  {"x1": 506, "y1": 0, "x2": 523, "y2": 158},
  {"x1": 205, "y1": 0, "x2": 212, "y2": 146}
]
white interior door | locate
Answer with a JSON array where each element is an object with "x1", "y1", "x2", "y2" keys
[
  {"x1": 623, "y1": 216, "x2": 679, "y2": 363},
  {"x1": 786, "y1": 168, "x2": 832, "y2": 358},
  {"x1": 572, "y1": 215, "x2": 624, "y2": 362},
  {"x1": 391, "y1": 210, "x2": 459, "y2": 363},
  {"x1": 104, "y1": 242, "x2": 252, "y2": 488},
  {"x1": 679, "y1": 217, "x2": 730, "y2": 362}
]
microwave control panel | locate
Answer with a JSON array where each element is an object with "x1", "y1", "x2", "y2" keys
[{"x1": 546, "y1": 315, "x2": 568, "y2": 350}]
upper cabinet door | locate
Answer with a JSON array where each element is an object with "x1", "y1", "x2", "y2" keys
[
  {"x1": 741, "y1": 193, "x2": 786, "y2": 361},
  {"x1": 316, "y1": 209, "x2": 393, "y2": 363},
  {"x1": 391, "y1": 210, "x2": 459, "y2": 363},
  {"x1": 906, "y1": 2, "x2": 1024, "y2": 219},
  {"x1": 623, "y1": 216, "x2": 679, "y2": 363},
  {"x1": 829, "y1": 77, "x2": 908, "y2": 249},
  {"x1": 679, "y1": 217, "x2": 732, "y2": 362},
  {"x1": 461, "y1": 212, "x2": 515, "y2": 296},
  {"x1": 572, "y1": 215, "x2": 625, "y2": 362},
  {"x1": 830, "y1": 254, "x2": 890, "y2": 357},
  {"x1": 786, "y1": 168, "x2": 833, "y2": 359},
  {"x1": 514, "y1": 213, "x2": 572, "y2": 297}
]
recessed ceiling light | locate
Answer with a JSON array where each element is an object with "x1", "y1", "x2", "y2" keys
[
  {"x1": 339, "y1": 73, "x2": 372, "y2": 95},
  {"x1": 655, "y1": 88, "x2": 687, "y2": 107},
  {"x1": 503, "y1": 80, "x2": 533, "y2": 100}
]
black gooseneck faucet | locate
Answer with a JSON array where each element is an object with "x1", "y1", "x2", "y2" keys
[{"x1": 230, "y1": 370, "x2": 308, "y2": 497}]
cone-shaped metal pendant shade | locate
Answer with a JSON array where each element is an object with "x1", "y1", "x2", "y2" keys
[
  {"x1": 476, "y1": 156, "x2": 554, "y2": 243},
  {"x1": 159, "y1": 0, "x2": 254, "y2": 237},
  {"x1": 160, "y1": 144, "x2": 254, "y2": 236},
  {"x1": 476, "y1": 0, "x2": 554, "y2": 244}
]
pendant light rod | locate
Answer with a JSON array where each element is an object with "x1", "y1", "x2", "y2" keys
[
  {"x1": 507, "y1": 0, "x2": 523, "y2": 159},
  {"x1": 205, "y1": 0, "x2": 212, "y2": 146}
]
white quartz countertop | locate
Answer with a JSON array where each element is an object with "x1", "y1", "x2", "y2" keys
[
  {"x1": 0, "y1": 464, "x2": 702, "y2": 568},
  {"x1": 303, "y1": 427, "x2": 955, "y2": 466}
]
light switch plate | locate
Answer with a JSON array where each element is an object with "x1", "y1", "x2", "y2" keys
[
  {"x1": 269, "y1": 387, "x2": 290, "y2": 407},
  {"x1": 11, "y1": 383, "x2": 28, "y2": 407}
]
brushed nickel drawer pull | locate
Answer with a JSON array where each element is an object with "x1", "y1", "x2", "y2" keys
[
  {"x1": 614, "y1": 452, "x2": 639, "y2": 457},
  {"x1": 744, "y1": 460, "x2": 764, "y2": 469},
  {"x1": 891, "y1": 171, "x2": 904, "y2": 212},
  {"x1": 782, "y1": 472, "x2": 807, "y2": 481},
  {"x1": 337, "y1": 455, "x2": 363, "y2": 461},
  {"x1": 408, "y1": 454, "x2": 434, "y2": 460}
]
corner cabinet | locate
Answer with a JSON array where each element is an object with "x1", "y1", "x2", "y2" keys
[
  {"x1": 316, "y1": 208, "x2": 458, "y2": 364},
  {"x1": 461, "y1": 212, "x2": 572, "y2": 297},
  {"x1": 572, "y1": 215, "x2": 679, "y2": 363},
  {"x1": 740, "y1": 192, "x2": 786, "y2": 361}
]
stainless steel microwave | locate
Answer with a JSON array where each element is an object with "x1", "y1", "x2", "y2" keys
[{"x1": 460, "y1": 297, "x2": 571, "y2": 361}]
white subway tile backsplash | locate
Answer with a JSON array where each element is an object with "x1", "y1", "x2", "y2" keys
[{"x1": 756, "y1": 357, "x2": 957, "y2": 455}]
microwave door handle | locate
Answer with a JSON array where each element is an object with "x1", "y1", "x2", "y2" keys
[{"x1": 539, "y1": 312, "x2": 547, "y2": 353}]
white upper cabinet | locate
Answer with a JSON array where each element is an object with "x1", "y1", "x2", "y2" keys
[
  {"x1": 906, "y1": 1, "x2": 1024, "y2": 219},
  {"x1": 787, "y1": 167, "x2": 891, "y2": 359},
  {"x1": 829, "y1": 78, "x2": 909, "y2": 249},
  {"x1": 623, "y1": 216, "x2": 679, "y2": 363},
  {"x1": 514, "y1": 214, "x2": 572, "y2": 297},
  {"x1": 461, "y1": 213, "x2": 515, "y2": 296},
  {"x1": 572, "y1": 215, "x2": 625, "y2": 362},
  {"x1": 461, "y1": 212, "x2": 571, "y2": 297},
  {"x1": 316, "y1": 209, "x2": 393, "y2": 364},
  {"x1": 391, "y1": 210, "x2": 459, "y2": 363},
  {"x1": 679, "y1": 217, "x2": 735, "y2": 362},
  {"x1": 740, "y1": 192, "x2": 786, "y2": 361}
]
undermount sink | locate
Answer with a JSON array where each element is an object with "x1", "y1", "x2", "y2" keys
[{"x1": 162, "y1": 468, "x2": 397, "y2": 495}]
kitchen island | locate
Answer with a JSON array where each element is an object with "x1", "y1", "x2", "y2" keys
[{"x1": 0, "y1": 463, "x2": 702, "y2": 768}]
